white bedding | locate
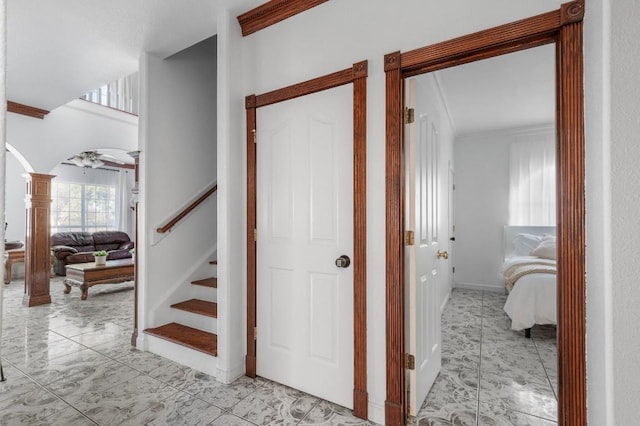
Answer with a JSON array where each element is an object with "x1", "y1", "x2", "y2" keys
[{"x1": 502, "y1": 255, "x2": 557, "y2": 331}]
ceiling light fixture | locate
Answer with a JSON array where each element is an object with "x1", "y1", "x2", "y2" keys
[{"x1": 69, "y1": 151, "x2": 104, "y2": 168}]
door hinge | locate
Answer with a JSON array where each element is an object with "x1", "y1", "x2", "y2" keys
[
  {"x1": 254, "y1": 326, "x2": 257, "y2": 340},
  {"x1": 254, "y1": 229, "x2": 257, "y2": 242},
  {"x1": 404, "y1": 230, "x2": 415, "y2": 246},
  {"x1": 252, "y1": 129, "x2": 257, "y2": 144},
  {"x1": 405, "y1": 353, "x2": 416, "y2": 370},
  {"x1": 453, "y1": 266, "x2": 455, "y2": 273},
  {"x1": 404, "y1": 107, "x2": 415, "y2": 124}
]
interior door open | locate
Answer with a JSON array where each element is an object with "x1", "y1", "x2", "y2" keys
[
  {"x1": 405, "y1": 78, "x2": 443, "y2": 415},
  {"x1": 256, "y1": 84, "x2": 354, "y2": 408}
]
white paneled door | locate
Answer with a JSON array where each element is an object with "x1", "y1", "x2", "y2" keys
[
  {"x1": 256, "y1": 85, "x2": 354, "y2": 408},
  {"x1": 406, "y1": 78, "x2": 442, "y2": 415}
]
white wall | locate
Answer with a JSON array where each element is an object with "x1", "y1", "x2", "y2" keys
[
  {"x1": 584, "y1": 0, "x2": 615, "y2": 423},
  {"x1": 3, "y1": 97, "x2": 137, "y2": 284},
  {"x1": 216, "y1": 9, "x2": 248, "y2": 383},
  {"x1": 453, "y1": 126, "x2": 554, "y2": 291},
  {"x1": 453, "y1": 131, "x2": 509, "y2": 291},
  {"x1": 8, "y1": 99, "x2": 138, "y2": 174},
  {"x1": 4, "y1": 99, "x2": 138, "y2": 246},
  {"x1": 609, "y1": 0, "x2": 640, "y2": 423},
  {"x1": 138, "y1": 36, "x2": 218, "y2": 340},
  {"x1": 5, "y1": 151, "x2": 27, "y2": 243},
  {"x1": 219, "y1": 1, "x2": 563, "y2": 422}
]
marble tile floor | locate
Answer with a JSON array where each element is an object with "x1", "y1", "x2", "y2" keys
[
  {"x1": 414, "y1": 288, "x2": 558, "y2": 426},
  {"x1": 0, "y1": 278, "x2": 375, "y2": 426},
  {"x1": 1, "y1": 279, "x2": 556, "y2": 426}
]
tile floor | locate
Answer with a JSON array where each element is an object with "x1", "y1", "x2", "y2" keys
[
  {"x1": 414, "y1": 288, "x2": 558, "y2": 426},
  {"x1": 1, "y1": 280, "x2": 556, "y2": 425},
  {"x1": 0, "y1": 278, "x2": 374, "y2": 425}
]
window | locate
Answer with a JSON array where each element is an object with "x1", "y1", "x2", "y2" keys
[
  {"x1": 51, "y1": 182, "x2": 117, "y2": 233},
  {"x1": 508, "y1": 138, "x2": 556, "y2": 226}
]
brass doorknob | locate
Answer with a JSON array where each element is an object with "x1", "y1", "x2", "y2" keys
[{"x1": 437, "y1": 250, "x2": 449, "y2": 260}]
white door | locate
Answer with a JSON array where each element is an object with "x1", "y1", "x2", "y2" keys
[
  {"x1": 448, "y1": 165, "x2": 455, "y2": 290},
  {"x1": 406, "y1": 78, "x2": 442, "y2": 415},
  {"x1": 256, "y1": 85, "x2": 354, "y2": 408}
]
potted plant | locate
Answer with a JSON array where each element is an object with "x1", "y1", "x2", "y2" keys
[{"x1": 94, "y1": 250, "x2": 108, "y2": 266}]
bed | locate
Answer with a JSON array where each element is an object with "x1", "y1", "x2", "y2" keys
[{"x1": 502, "y1": 226, "x2": 557, "y2": 337}]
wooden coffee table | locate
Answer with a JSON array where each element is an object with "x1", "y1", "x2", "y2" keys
[{"x1": 64, "y1": 259, "x2": 134, "y2": 300}]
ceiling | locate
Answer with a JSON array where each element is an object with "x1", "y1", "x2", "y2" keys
[
  {"x1": 430, "y1": 43, "x2": 556, "y2": 136},
  {"x1": 8, "y1": 2, "x2": 555, "y2": 136},
  {"x1": 7, "y1": 0, "x2": 263, "y2": 111}
]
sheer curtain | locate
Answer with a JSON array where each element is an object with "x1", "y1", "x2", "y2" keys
[
  {"x1": 509, "y1": 138, "x2": 556, "y2": 226},
  {"x1": 50, "y1": 164, "x2": 134, "y2": 235},
  {"x1": 115, "y1": 169, "x2": 135, "y2": 237}
]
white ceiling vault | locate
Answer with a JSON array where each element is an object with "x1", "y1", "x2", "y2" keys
[
  {"x1": 8, "y1": 1, "x2": 555, "y2": 135},
  {"x1": 428, "y1": 43, "x2": 556, "y2": 136},
  {"x1": 7, "y1": 0, "x2": 263, "y2": 111}
]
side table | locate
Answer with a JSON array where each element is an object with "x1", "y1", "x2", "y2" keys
[{"x1": 4, "y1": 248, "x2": 25, "y2": 284}]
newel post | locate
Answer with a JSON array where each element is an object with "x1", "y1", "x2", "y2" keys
[{"x1": 23, "y1": 173, "x2": 54, "y2": 307}]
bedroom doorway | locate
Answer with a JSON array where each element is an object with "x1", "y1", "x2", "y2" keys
[
  {"x1": 405, "y1": 43, "x2": 559, "y2": 422},
  {"x1": 385, "y1": 3, "x2": 585, "y2": 425}
]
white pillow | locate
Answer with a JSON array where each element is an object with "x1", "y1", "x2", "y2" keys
[
  {"x1": 531, "y1": 235, "x2": 557, "y2": 259},
  {"x1": 512, "y1": 233, "x2": 543, "y2": 256}
]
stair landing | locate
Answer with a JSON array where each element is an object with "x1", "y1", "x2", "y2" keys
[{"x1": 144, "y1": 323, "x2": 217, "y2": 356}]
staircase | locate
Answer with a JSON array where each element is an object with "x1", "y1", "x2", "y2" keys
[{"x1": 143, "y1": 260, "x2": 219, "y2": 374}]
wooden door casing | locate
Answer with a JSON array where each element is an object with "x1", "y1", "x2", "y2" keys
[
  {"x1": 246, "y1": 60, "x2": 369, "y2": 419},
  {"x1": 385, "y1": 2, "x2": 585, "y2": 425}
]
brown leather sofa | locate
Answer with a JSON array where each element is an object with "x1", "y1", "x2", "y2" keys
[{"x1": 51, "y1": 231, "x2": 134, "y2": 275}]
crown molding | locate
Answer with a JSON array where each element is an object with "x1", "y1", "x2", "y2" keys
[
  {"x1": 7, "y1": 101, "x2": 50, "y2": 119},
  {"x1": 237, "y1": 0, "x2": 328, "y2": 37}
]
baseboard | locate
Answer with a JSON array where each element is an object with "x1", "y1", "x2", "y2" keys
[
  {"x1": 453, "y1": 281, "x2": 504, "y2": 293},
  {"x1": 368, "y1": 400, "x2": 385, "y2": 425},
  {"x1": 216, "y1": 360, "x2": 245, "y2": 384},
  {"x1": 145, "y1": 333, "x2": 218, "y2": 377}
]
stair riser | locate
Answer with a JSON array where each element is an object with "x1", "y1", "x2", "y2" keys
[
  {"x1": 171, "y1": 310, "x2": 217, "y2": 333},
  {"x1": 189, "y1": 286, "x2": 217, "y2": 302},
  {"x1": 145, "y1": 334, "x2": 217, "y2": 377}
]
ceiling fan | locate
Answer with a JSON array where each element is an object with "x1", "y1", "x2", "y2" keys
[{"x1": 68, "y1": 150, "x2": 124, "y2": 168}]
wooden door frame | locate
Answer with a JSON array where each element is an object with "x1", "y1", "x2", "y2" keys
[
  {"x1": 384, "y1": 2, "x2": 585, "y2": 425},
  {"x1": 245, "y1": 60, "x2": 369, "y2": 419}
]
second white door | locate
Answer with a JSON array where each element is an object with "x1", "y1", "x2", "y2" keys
[
  {"x1": 406, "y1": 77, "x2": 443, "y2": 415},
  {"x1": 256, "y1": 84, "x2": 354, "y2": 408}
]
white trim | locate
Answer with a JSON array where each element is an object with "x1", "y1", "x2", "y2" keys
[
  {"x1": 440, "y1": 290, "x2": 450, "y2": 314},
  {"x1": 455, "y1": 122, "x2": 555, "y2": 142},
  {"x1": 216, "y1": 361, "x2": 245, "y2": 385},
  {"x1": 145, "y1": 334, "x2": 218, "y2": 377},
  {"x1": 63, "y1": 98, "x2": 138, "y2": 126},
  {"x1": 453, "y1": 281, "x2": 504, "y2": 293},
  {"x1": 367, "y1": 401, "x2": 385, "y2": 426},
  {"x1": 6, "y1": 143, "x2": 35, "y2": 173},
  {"x1": 432, "y1": 72, "x2": 457, "y2": 136}
]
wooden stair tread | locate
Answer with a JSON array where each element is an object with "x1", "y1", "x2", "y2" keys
[
  {"x1": 171, "y1": 299, "x2": 217, "y2": 317},
  {"x1": 192, "y1": 277, "x2": 217, "y2": 288},
  {"x1": 144, "y1": 323, "x2": 217, "y2": 356},
  {"x1": 209, "y1": 260, "x2": 217, "y2": 265}
]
